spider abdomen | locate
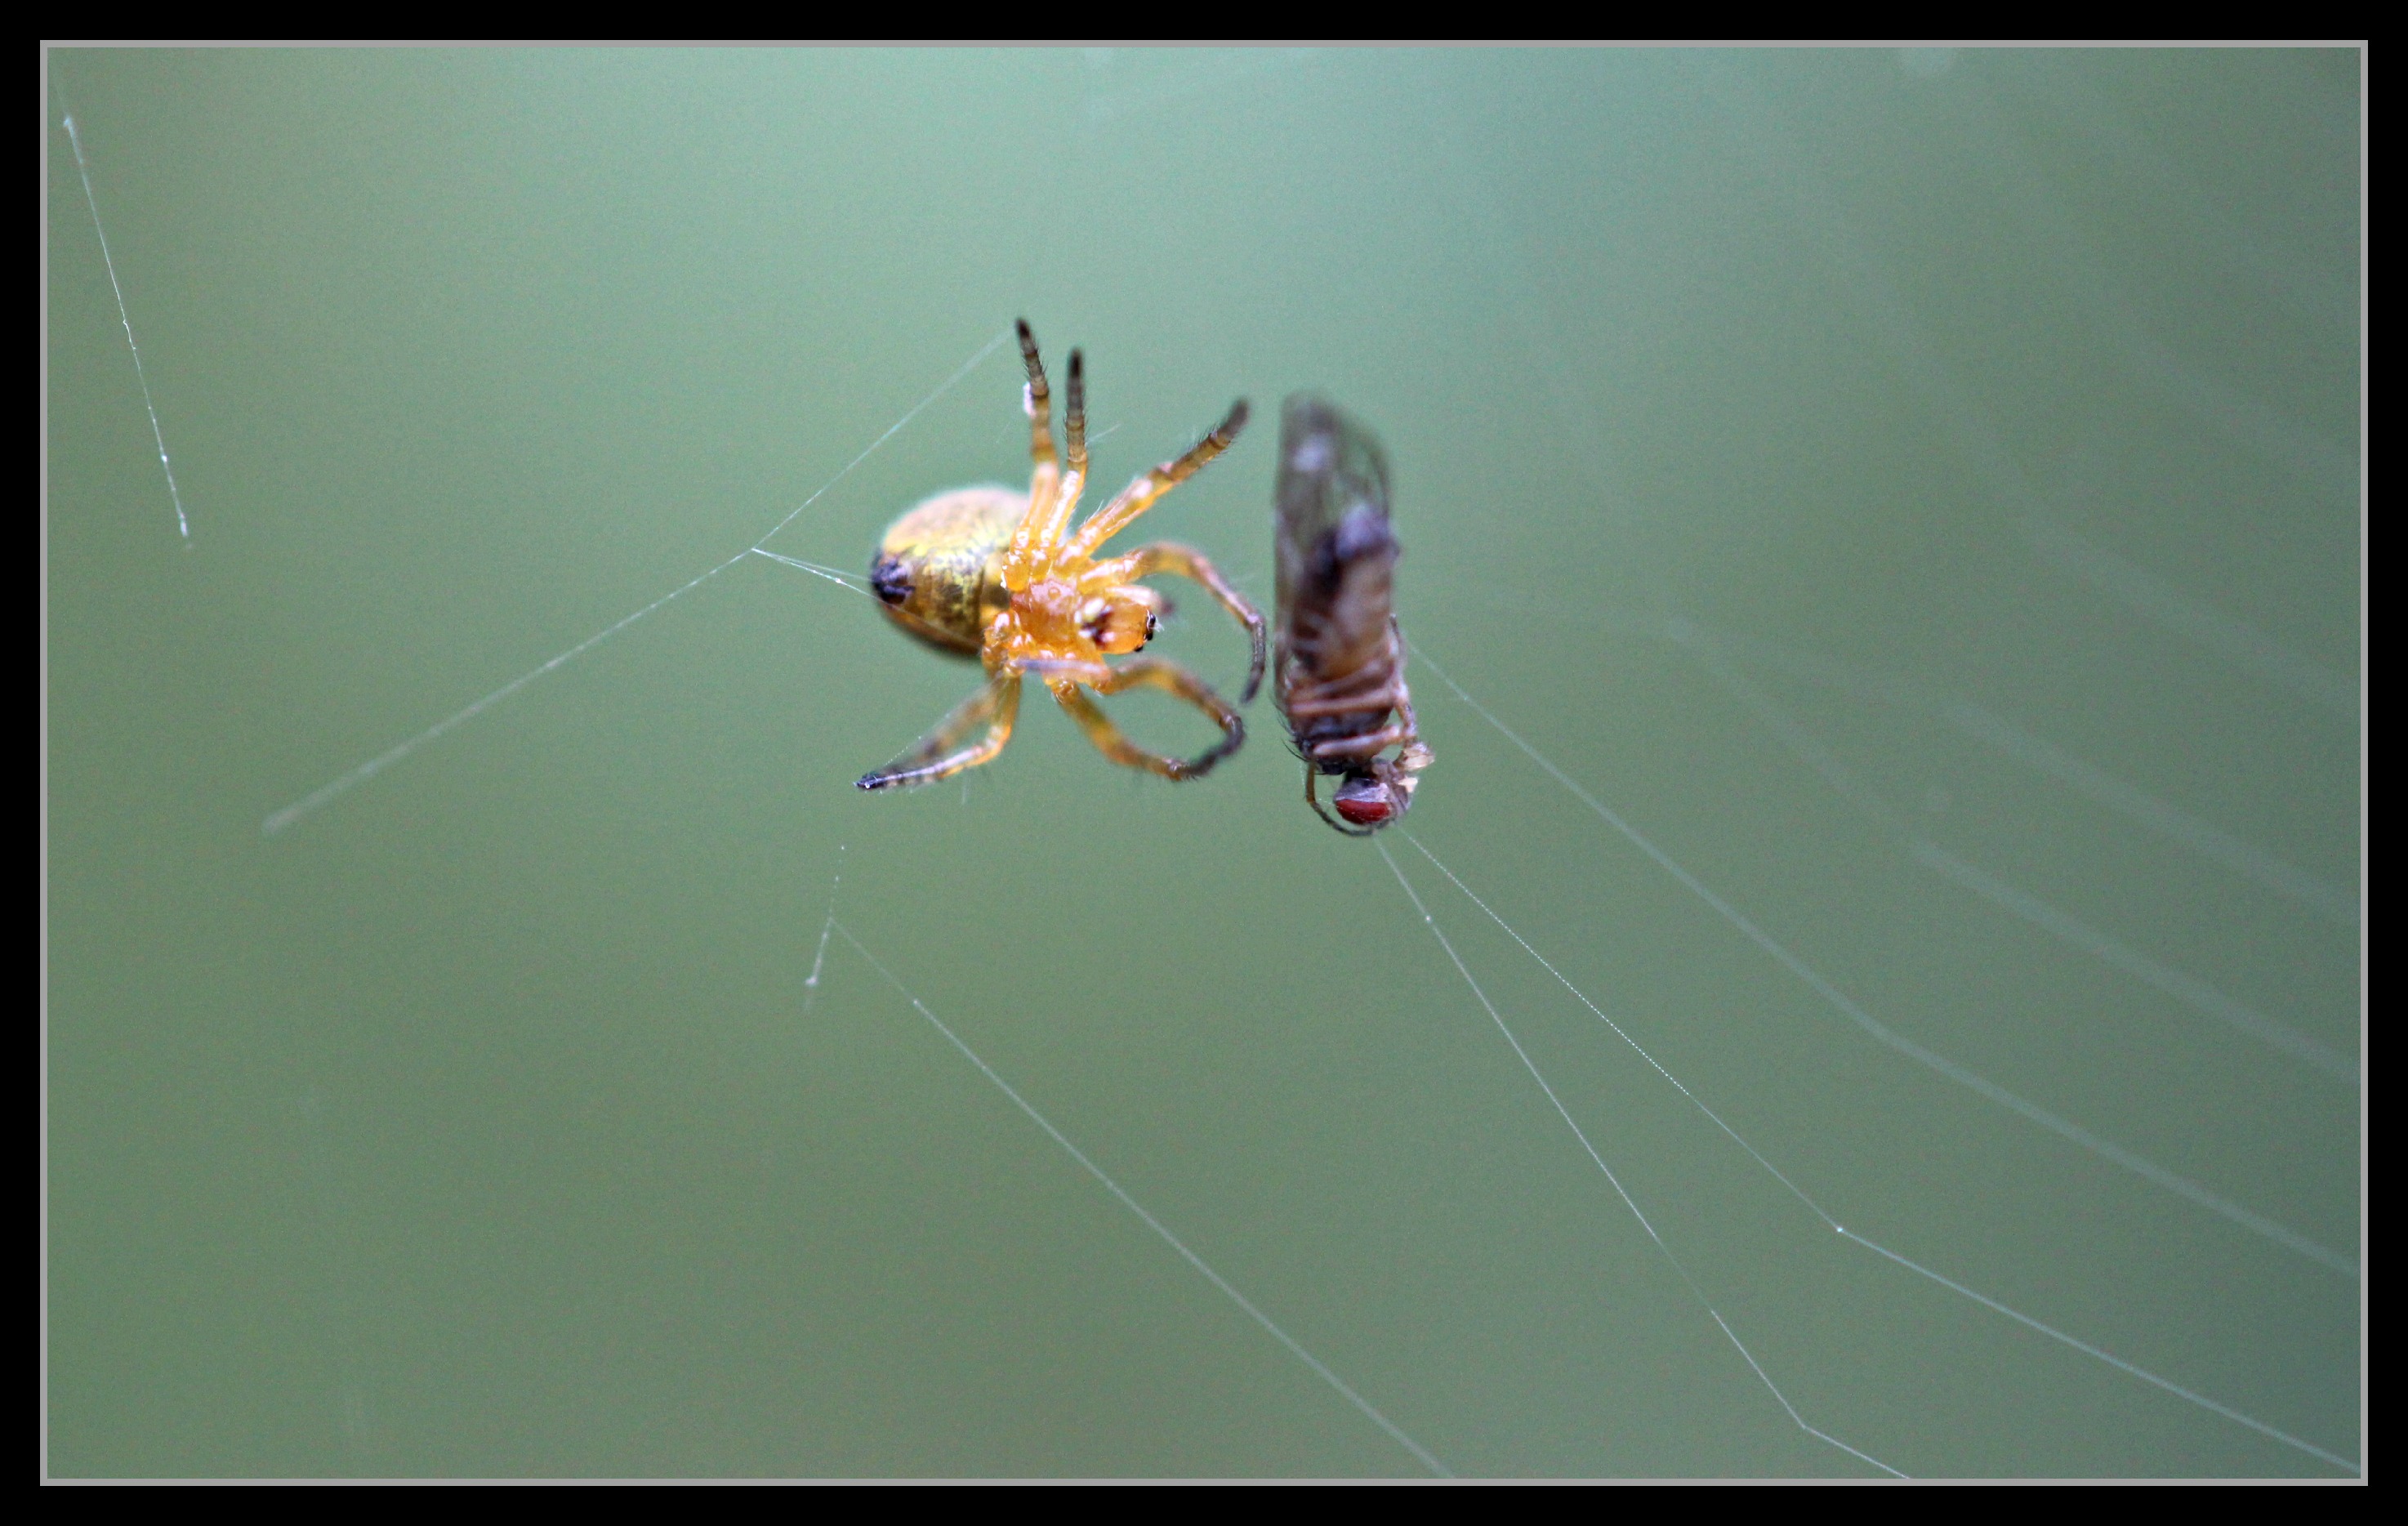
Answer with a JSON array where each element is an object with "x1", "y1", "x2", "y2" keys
[{"x1": 870, "y1": 486, "x2": 1023, "y2": 657}]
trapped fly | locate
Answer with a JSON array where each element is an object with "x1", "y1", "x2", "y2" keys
[{"x1": 1273, "y1": 396, "x2": 1432, "y2": 834}]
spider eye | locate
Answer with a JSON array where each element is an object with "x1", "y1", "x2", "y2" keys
[
  {"x1": 870, "y1": 553, "x2": 912, "y2": 606},
  {"x1": 1079, "y1": 596, "x2": 1154, "y2": 654}
]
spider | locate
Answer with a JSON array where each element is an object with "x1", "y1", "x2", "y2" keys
[{"x1": 857, "y1": 320, "x2": 1266, "y2": 792}]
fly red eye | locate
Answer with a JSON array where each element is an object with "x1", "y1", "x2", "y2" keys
[{"x1": 1332, "y1": 778, "x2": 1396, "y2": 826}]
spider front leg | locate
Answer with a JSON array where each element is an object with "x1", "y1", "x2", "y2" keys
[
  {"x1": 1003, "y1": 325, "x2": 1086, "y2": 583},
  {"x1": 1050, "y1": 657, "x2": 1246, "y2": 781},
  {"x1": 857, "y1": 672, "x2": 1024, "y2": 792},
  {"x1": 1014, "y1": 319, "x2": 1060, "y2": 538},
  {"x1": 1061, "y1": 399, "x2": 1249, "y2": 562},
  {"x1": 1086, "y1": 542, "x2": 1267, "y2": 703}
]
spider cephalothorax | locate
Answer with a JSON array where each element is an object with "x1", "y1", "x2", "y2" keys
[{"x1": 858, "y1": 321, "x2": 1265, "y2": 792}]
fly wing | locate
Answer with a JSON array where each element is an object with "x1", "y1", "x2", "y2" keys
[{"x1": 1273, "y1": 395, "x2": 1398, "y2": 676}]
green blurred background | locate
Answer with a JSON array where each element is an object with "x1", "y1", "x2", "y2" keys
[{"x1": 47, "y1": 47, "x2": 2359, "y2": 1477}]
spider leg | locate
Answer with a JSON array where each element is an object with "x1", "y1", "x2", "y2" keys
[
  {"x1": 1054, "y1": 347, "x2": 1086, "y2": 536},
  {"x1": 1085, "y1": 542, "x2": 1267, "y2": 703},
  {"x1": 857, "y1": 672, "x2": 1023, "y2": 791},
  {"x1": 1054, "y1": 657, "x2": 1246, "y2": 781},
  {"x1": 1062, "y1": 399, "x2": 1249, "y2": 561},
  {"x1": 1011, "y1": 320, "x2": 1062, "y2": 558}
]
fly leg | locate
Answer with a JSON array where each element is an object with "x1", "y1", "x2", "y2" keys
[{"x1": 1309, "y1": 723, "x2": 1409, "y2": 765}]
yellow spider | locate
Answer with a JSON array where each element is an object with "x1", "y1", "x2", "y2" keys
[{"x1": 858, "y1": 321, "x2": 1265, "y2": 792}]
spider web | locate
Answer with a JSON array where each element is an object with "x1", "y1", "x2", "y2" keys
[{"x1": 44, "y1": 47, "x2": 2361, "y2": 1479}]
